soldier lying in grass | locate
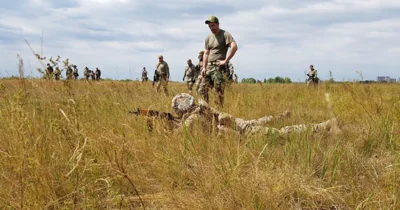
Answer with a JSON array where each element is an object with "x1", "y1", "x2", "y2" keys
[{"x1": 130, "y1": 93, "x2": 340, "y2": 136}]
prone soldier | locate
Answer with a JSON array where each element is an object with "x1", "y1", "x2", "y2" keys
[{"x1": 130, "y1": 93, "x2": 341, "y2": 137}]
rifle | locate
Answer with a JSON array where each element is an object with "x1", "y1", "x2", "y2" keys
[{"x1": 129, "y1": 108, "x2": 179, "y2": 122}]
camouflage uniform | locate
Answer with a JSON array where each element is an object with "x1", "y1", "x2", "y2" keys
[
  {"x1": 54, "y1": 67, "x2": 61, "y2": 80},
  {"x1": 90, "y1": 70, "x2": 95, "y2": 80},
  {"x1": 307, "y1": 65, "x2": 319, "y2": 87},
  {"x1": 195, "y1": 51, "x2": 204, "y2": 93},
  {"x1": 227, "y1": 61, "x2": 234, "y2": 82},
  {"x1": 233, "y1": 74, "x2": 238, "y2": 83},
  {"x1": 142, "y1": 68, "x2": 148, "y2": 82},
  {"x1": 156, "y1": 55, "x2": 170, "y2": 94},
  {"x1": 46, "y1": 64, "x2": 54, "y2": 79},
  {"x1": 152, "y1": 70, "x2": 158, "y2": 89},
  {"x1": 84, "y1": 67, "x2": 90, "y2": 80},
  {"x1": 167, "y1": 93, "x2": 340, "y2": 136},
  {"x1": 73, "y1": 65, "x2": 79, "y2": 79},
  {"x1": 183, "y1": 59, "x2": 197, "y2": 93},
  {"x1": 95, "y1": 68, "x2": 101, "y2": 81},
  {"x1": 66, "y1": 66, "x2": 73, "y2": 80}
]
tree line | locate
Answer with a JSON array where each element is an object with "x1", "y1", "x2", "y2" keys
[{"x1": 241, "y1": 76, "x2": 292, "y2": 84}]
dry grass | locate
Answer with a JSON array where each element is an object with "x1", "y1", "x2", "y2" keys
[{"x1": 0, "y1": 79, "x2": 399, "y2": 209}]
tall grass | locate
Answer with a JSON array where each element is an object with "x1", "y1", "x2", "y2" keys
[{"x1": 0, "y1": 79, "x2": 399, "y2": 209}]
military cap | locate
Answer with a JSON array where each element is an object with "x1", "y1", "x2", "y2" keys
[
  {"x1": 205, "y1": 16, "x2": 219, "y2": 24},
  {"x1": 187, "y1": 59, "x2": 192, "y2": 62},
  {"x1": 158, "y1": 55, "x2": 163, "y2": 59}
]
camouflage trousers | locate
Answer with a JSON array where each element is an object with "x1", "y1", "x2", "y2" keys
[
  {"x1": 186, "y1": 81, "x2": 194, "y2": 92},
  {"x1": 156, "y1": 77, "x2": 168, "y2": 94},
  {"x1": 218, "y1": 114, "x2": 338, "y2": 137},
  {"x1": 198, "y1": 62, "x2": 226, "y2": 106}
]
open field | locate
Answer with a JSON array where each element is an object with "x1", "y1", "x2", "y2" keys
[{"x1": 0, "y1": 79, "x2": 399, "y2": 209}]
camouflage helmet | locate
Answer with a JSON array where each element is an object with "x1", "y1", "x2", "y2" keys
[{"x1": 171, "y1": 93, "x2": 195, "y2": 114}]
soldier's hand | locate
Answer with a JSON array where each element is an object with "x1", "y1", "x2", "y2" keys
[
  {"x1": 201, "y1": 67, "x2": 206, "y2": 76},
  {"x1": 216, "y1": 60, "x2": 227, "y2": 66}
]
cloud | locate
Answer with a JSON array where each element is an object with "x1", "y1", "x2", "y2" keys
[{"x1": 0, "y1": 0, "x2": 399, "y2": 81}]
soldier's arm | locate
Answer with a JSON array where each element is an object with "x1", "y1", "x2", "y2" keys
[
  {"x1": 202, "y1": 49, "x2": 210, "y2": 74},
  {"x1": 224, "y1": 32, "x2": 238, "y2": 63},
  {"x1": 225, "y1": 41, "x2": 238, "y2": 63},
  {"x1": 166, "y1": 63, "x2": 170, "y2": 79}
]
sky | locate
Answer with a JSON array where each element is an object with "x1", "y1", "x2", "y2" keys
[{"x1": 0, "y1": 0, "x2": 399, "y2": 82}]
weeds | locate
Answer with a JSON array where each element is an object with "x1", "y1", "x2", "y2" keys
[{"x1": 0, "y1": 79, "x2": 399, "y2": 209}]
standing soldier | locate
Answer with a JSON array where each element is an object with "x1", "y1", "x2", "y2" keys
[
  {"x1": 46, "y1": 63, "x2": 54, "y2": 79},
  {"x1": 54, "y1": 67, "x2": 61, "y2": 80},
  {"x1": 307, "y1": 65, "x2": 319, "y2": 87},
  {"x1": 152, "y1": 69, "x2": 158, "y2": 89},
  {"x1": 95, "y1": 67, "x2": 101, "y2": 81},
  {"x1": 183, "y1": 59, "x2": 197, "y2": 93},
  {"x1": 66, "y1": 65, "x2": 73, "y2": 80},
  {"x1": 90, "y1": 69, "x2": 95, "y2": 80},
  {"x1": 142, "y1": 67, "x2": 148, "y2": 82},
  {"x1": 195, "y1": 51, "x2": 204, "y2": 93},
  {"x1": 199, "y1": 16, "x2": 238, "y2": 107},
  {"x1": 155, "y1": 55, "x2": 170, "y2": 95},
  {"x1": 84, "y1": 67, "x2": 90, "y2": 80},
  {"x1": 73, "y1": 65, "x2": 79, "y2": 79}
]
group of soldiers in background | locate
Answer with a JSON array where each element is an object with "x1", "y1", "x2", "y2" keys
[
  {"x1": 182, "y1": 51, "x2": 237, "y2": 94},
  {"x1": 84, "y1": 67, "x2": 102, "y2": 81},
  {"x1": 140, "y1": 51, "x2": 239, "y2": 95},
  {"x1": 45, "y1": 63, "x2": 101, "y2": 81}
]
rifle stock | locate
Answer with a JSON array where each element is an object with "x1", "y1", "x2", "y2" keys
[{"x1": 129, "y1": 108, "x2": 178, "y2": 121}]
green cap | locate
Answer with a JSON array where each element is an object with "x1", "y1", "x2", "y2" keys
[{"x1": 205, "y1": 16, "x2": 219, "y2": 24}]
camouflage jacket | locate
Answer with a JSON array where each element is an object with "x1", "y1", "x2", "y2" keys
[{"x1": 183, "y1": 64, "x2": 196, "y2": 81}]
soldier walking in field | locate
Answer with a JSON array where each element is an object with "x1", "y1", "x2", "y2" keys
[
  {"x1": 155, "y1": 55, "x2": 170, "y2": 95},
  {"x1": 152, "y1": 70, "x2": 158, "y2": 89},
  {"x1": 54, "y1": 67, "x2": 61, "y2": 80},
  {"x1": 95, "y1": 67, "x2": 101, "y2": 81},
  {"x1": 90, "y1": 69, "x2": 95, "y2": 80},
  {"x1": 142, "y1": 67, "x2": 148, "y2": 82},
  {"x1": 73, "y1": 65, "x2": 79, "y2": 79},
  {"x1": 66, "y1": 65, "x2": 73, "y2": 80},
  {"x1": 46, "y1": 63, "x2": 54, "y2": 79},
  {"x1": 183, "y1": 59, "x2": 197, "y2": 93},
  {"x1": 195, "y1": 51, "x2": 204, "y2": 93},
  {"x1": 199, "y1": 16, "x2": 238, "y2": 107},
  {"x1": 307, "y1": 65, "x2": 319, "y2": 87},
  {"x1": 84, "y1": 67, "x2": 90, "y2": 80}
]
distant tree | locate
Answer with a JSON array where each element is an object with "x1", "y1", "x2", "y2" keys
[
  {"x1": 284, "y1": 77, "x2": 292, "y2": 83},
  {"x1": 264, "y1": 76, "x2": 292, "y2": 84},
  {"x1": 274, "y1": 76, "x2": 285, "y2": 83},
  {"x1": 241, "y1": 78, "x2": 257, "y2": 84}
]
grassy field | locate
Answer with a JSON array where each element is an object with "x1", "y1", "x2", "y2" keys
[{"x1": 0, "y1": 79, "x2": 399, "y2": 209}]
